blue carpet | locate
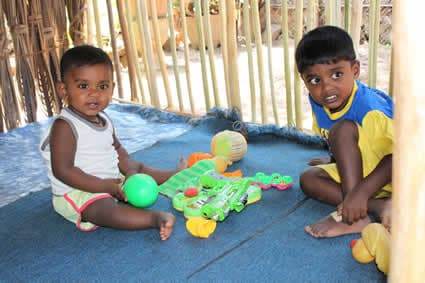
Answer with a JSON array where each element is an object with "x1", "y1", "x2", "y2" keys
[{"x1": 0, "y1": 114, "x2": 386, "y2": 282}]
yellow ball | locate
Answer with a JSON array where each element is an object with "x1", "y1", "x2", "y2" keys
[{"x1": 210, "y1": 130, "x2": 247, "y2": 162}]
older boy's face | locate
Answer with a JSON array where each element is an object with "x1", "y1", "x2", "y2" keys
[{"x1": 301, "y1": 60, "x2": 360, "y2": 112}]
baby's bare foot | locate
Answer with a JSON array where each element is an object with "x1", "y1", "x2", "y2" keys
[
  {"x1": 158, "y1": 212, "x2": 175, "y2": 240},
  {"x1": 304, "y1": 213, "x2": 370, "y2": 238},
  {"x1": 177, "y1": 157, "x2": 188, "y2": 171}
]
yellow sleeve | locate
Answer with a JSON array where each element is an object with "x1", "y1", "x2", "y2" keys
[{"x1": 362, "y1": 111, "x2": 393, "y2": 156}]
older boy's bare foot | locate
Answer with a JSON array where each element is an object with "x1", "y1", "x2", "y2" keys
[
  {"x1": 370, "y1": 198, "x2": 392, "y2": 232},
  {"x1": 304, "y1": 213, "x2": 370, "y2": 238},
  {"x1": 157, "y1": 212, "x2": 175, "y2": 240}
]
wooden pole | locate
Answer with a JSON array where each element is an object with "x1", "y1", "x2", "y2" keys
[
  {"x1": 294, "y1": 0, "x2": 303, "y2": 130},
  {"x1": 194, "y1": 0, "x2": 211, "y2": 110},
  {"x1": 116, "y1": 0, "x2": 138, "y2": 102},
  {"x1": 242, "y1": 0, "x2": 256, "y2": 122},
  {"x1": 92, "y1": 0, "x2": 102, "y2": 47},
  {"x1": 203, "y1": 0, "x2": 220, "y2": 107},
  {"x1": 219, "y1": 0, "x2": 231, "y2": 108},
  {"x1": 105, "y1": 0, "x2": 124, "y2": 99},
  {"x1": 251, "y1": 0, "x2": 267, "y2": 124},
  {"x1": 344, "y1": 0, "x2": 351, "y2": 31},
  {"x1": 368, "y1": 0, "x2": 379, "y2": 88},
  {"x1": 265, "y1": 0, "x2": 278, "y2": 125},
  {"x1": 124, "y1": 0, "x2": 147, "y2": 104},
  {"x1": 136, "y1": 0, "x2": 160, "y2": 107},
  {"x1": 307, "y1": 0, "x2": 318, "y2": 32},
  {"x1": 226, "y1": 0, "x2": 241, "y2": 113},
  {"x1": 148, "y1": 0, "x2": 173, "y2": 109},
  {"x1": 390, "y1": 1, "x2": 425, "y2": 281},
  {"x1": 281, "y1": 0, "x2": 294, "y2": 127},
  {"x1": 179, "y1": 0, "x2": 195, "y2": 114},
  {"x1": 350, "y1": 0, "x2": 362, "y2": 57},
  {"x1": 167, "y1": 0, "x2": 183, "y2": 111}
]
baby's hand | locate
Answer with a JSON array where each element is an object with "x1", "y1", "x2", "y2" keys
[
  {"x1": 308, "y1": 156, "x2": 331, "y2": 166},
  {"x1": 101, "y1": 178, "x2": 127, "y2": 202},
  {"x1": 177, "y1": 157, "x2": 188, "y2": 171}
]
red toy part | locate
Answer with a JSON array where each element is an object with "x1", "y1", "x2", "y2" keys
[
  {"x1": 184, "y1": 188, "x2": 199, "y2": 197},
  {"x1": 350, "y1": 239, "x2": 358, "y2": 249}
]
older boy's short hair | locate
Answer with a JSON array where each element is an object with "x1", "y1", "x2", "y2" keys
[
  {"x1": 60, "y1": 45, "x2": 113, "y2": 81},
  {"x1": 295, "y1": 25, "x2": 356, "y2": 74}
]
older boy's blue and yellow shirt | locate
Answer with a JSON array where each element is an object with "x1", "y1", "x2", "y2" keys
[{"x1": 309, "y1": 80, "x2": 394, "y2": 156}]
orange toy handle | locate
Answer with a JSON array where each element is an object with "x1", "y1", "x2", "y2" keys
[{"x1": 187, "y1": 152, "x2": 214, "y2": 167}]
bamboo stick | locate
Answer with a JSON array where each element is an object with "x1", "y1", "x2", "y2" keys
[
  {"x1": 179, "y1": 0, "x2": 195, "y2": 114},
  {"x1": 124, "y1": 0, "x2": 147, "y2": 104},
  {"x1": 136, "y1": 0, "x2": 160, "y2": 107},
  {"x1": 350, "y1": 0, "x2": 362, "y2": 57},
  {"x1": 194, "y1": 0, "x2": 211, "y2": 110},
  {"x1": 368, "y1": 0, "x2": 379, "y2": 88},
  {"x1": 281, "y1": 0, "x2": 294, "y2": 127},
  {"x1": 92, "y1": 0, "x2": 102, "y2": 47},
  {"x1": 391, "y1": 1, "x2": 425, "y2": 281},
  {"x1": 307, "y1": 0, "x2": 318, "y2": 32},
  {"x1": 0, "y1": 0, "x2": 20, "y2": 130},
  {"x1": 294, "y1": 0, "x2": 303, "y2": 130},
  {"x1": 148, "y1": 0, "x2": 173, "y2": 109},
  {"x1": 105, "y1": 0, "x2": 124, "y2": 99},
  {"x1": 226, "y1": 0, "x2": 241, "y2": 114},
  {"x1": 344, "y1": 0, "x2": 351, "y2": 31},
  {"x1": 264, "y1": 0, "x2": 278, "y2": 125},
  {"x1": 203, "y1": 0, "x2": 220, "y2": 107},
  {"x1": 167, "y1": 0, "x2": 184, "y2": 111},
  {"x1": 116, "y1": 0, "x2": 138, "y2": 102},
  {"x1": 86, "y1": 0, "x2": 94, "y2": 45},
  {"x1": 218, "y1": 0, "x2": 231, "y2": 108},
  {"x1": 242, "y1": 1, "x2": 256, "y2": 122},
  {"x1": 251, "y1": 0, "x2": 267, "y2": 124}
]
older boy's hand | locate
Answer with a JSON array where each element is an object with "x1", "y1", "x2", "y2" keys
[
  {"x1": 308, "y1": 156, "x2": 331, "y2": 166},
  {"x1": 341, "y1": 189, "x2": 369, "y2": 224}
]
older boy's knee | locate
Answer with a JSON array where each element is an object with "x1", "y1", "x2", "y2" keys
[
  {"x1": 328, "y1": 120, "x2": 358, "y2": 143},
  {"x1": 300, "y1": 167, "x2": 320, "y2": 195}
]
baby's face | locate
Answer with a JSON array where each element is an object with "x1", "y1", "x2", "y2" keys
[
  {"x1": 301, "y1": 60, "x2": 360, "y2": 112},
  {"x1": 61, "y1": 63, "x2": 114, "y2": 120}
]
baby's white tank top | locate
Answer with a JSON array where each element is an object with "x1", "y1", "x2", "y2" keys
[{"x1": 40, "y1": 108, "x2": 120, "y2": 195}]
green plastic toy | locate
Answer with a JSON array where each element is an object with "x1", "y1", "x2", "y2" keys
[
  {"x1": 123, "y1": 173, "x2": 159, "y2": 208},
  {"x1": 172, "y1": 172, "x2": 262, "y2": 220}
]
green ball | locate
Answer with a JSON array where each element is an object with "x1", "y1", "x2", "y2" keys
[{"x1": 123, "y1": 174, "x2": 159, "y2": 208}]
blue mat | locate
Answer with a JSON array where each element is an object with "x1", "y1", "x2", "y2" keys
[{"x1": 0, "y1": 113, "x2": 386, "y2": 282}]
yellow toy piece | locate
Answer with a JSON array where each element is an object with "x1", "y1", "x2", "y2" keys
[
  {"x1": 186, "y1": 218, "x2": 217, "y2": 238},
  {"x1": 352, "y1": 223, "x2": 391, "y2": 275},
  {"x1": 210, "y1": 155, "x2": 232, "y2": 174}
]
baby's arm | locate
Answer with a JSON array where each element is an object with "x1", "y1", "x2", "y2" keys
[
  {"x1": 50, "y1": 119, "x2": 126, "y2": 200},
  {"x1": 341, "y1": 154, "x2": 392, "y2": 224},
  {"x1": 114, "y1": 135, "x2": 187, "y2": 185}
]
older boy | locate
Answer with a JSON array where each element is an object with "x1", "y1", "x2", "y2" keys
[{"x1": 296, "y1": 26, "x2": 393, "y2": 238}]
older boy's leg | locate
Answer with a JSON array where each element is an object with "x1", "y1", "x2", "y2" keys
[
  {"x1": 369, "y1": 197, "x2": 392, "y2": 231},
  {"x1": 82, "y1": 198, "x2": 175, "y2": 240},
  {"x1": 300, "y1": 167, "x2": 343, "y2": 205},
  {"x1": 300, "y1": 166, "x2": 370, "y2": 238},
  {"x1": 303, "y1": 120, "x2": 370, "y2": 238}
]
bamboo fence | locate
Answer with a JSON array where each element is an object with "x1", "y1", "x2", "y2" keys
[{"x1": 0, "y1": 0, "x2": 391, "y2": 131}]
